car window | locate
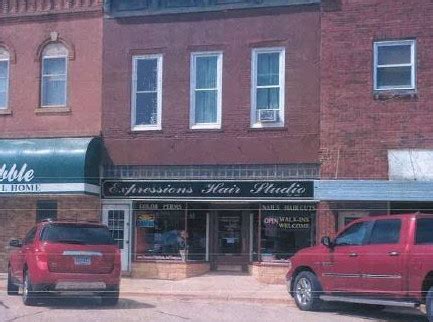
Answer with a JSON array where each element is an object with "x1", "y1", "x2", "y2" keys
[
  {"x1": 416, "y1": 218, "x2": 433, "y2": 245},
  {"x1": 23, "y1": 227, "x2": 37, "y2": 245},
  {"x1": 334, "y1": 222, "x2": 370, "y2": 246},
  {"x1": 368, "y1": 219, "x2": 401, "y2": 244},
  {"x1": 40, "y1": 224, "x2": 115, "y2": 245}
]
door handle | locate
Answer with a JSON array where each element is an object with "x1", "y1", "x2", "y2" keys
[
  {"x1": 349, "y1": 253, "x2": 358, "y2": 257},
  {"x1": 389, "y1": 251, "x2": 400, "y2": 256}
]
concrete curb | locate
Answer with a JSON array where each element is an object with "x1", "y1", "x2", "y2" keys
[
  {"x1": 120, "y1": 291, "x2": 293, "y2": 305},
  {"x1": 0, "y1": 286, "x2": 293, "y2": 305}
]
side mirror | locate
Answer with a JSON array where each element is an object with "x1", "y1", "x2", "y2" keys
[
  {"x1": 321, "y1": 236, "x2": 333, "y2": 248},
  {"x1": 9, "y1": 239, "x2": 22, "y2": 248}
]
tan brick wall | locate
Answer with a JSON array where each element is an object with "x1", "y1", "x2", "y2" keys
[
  {"x1": 0, "y1": 195, "x2": 100, "y2": 272},
  {"x1": 249, "y1": 263, "x2": 289, "y2": 285},
  {"x1": 131, "y1": 261, "x2": 210, "y2": 280}
]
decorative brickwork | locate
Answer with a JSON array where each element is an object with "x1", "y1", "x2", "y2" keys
[
  {"x1": 0, "y1": 195, "x2": 101, "y2": 272},
  {"x1": 131, "y1": 261, "x2": 211, "y2": 280},
  {"x1": 104, "y1": 164, "x2": 319, "y2": 180},
  {"x1": 0, "y1": 0, "x2": 103, "y2": 19}
]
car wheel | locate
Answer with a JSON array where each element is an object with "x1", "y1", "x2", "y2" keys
[
  {"x1": 22, "y1": 271, "x2": 37, "y2": 306},
  {"x1": 293, "y1": 271, "x2": 322, "y2": 311},
  {"x1": 427, "y1": 287, "x2": 433, "y2": 322},
  {"x1": 100, "y1": 288, "x2": 119, "y2": 306},
  {"x1": 7, "y1": 267, "x2": 19, "y2": 296}
]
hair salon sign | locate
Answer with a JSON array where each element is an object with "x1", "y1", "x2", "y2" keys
[
  {"x1": 0, "y1": 163, "x2": 41, "y2": 193},
  {"x1": 102, "y1": 180, "x2": 314, "y2": 201}
]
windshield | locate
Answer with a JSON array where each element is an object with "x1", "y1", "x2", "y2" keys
[{"x1": 40, "y1": 224, "x2": 115, "y2": 245}]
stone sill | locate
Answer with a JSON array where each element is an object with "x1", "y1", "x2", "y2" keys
[
  {"x1": 0, "y1": 108, "x2": 12, "y2": 115},
  {"x1": 373, "y1": 90, "x2": 418, "y2": 101},
  {"x1": 35, "y1": 107, "x2": 71, "y2": 115}
]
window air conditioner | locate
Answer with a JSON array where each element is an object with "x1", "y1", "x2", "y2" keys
[{"x1": 257, "y1": 109, "x2": 279, "y2": 122}]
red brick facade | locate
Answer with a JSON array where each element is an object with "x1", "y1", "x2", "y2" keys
[
  {"x1": 102, "y1": 6, "x2": 320, "y2": 166},
  {"x1": 0, "y1": 0, "x2": 103, "y2": 138},
  {"x1": 0, "y1": 2, "x2": 104, "y2": 273},
  {"x1": 320, "y1": 0, "x2": 433, "y2": 180}
]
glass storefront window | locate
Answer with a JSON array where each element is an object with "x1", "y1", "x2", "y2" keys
[
  {"x1": 260, "y1": 203, "x2": 315, "y2": 262},
  {"x1": 131, "y1": 201, "x2": 316, "y2": 263},
  {"x1": 134, "y1": 203, "x2": 185, "y2": 260},
  {"x1": 186, "y1": 210, "x2": 207, "y2": 261}
]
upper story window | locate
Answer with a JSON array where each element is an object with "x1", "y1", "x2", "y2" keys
[
  {"x1": 41, "y1": 43, "x2": 68, "y2": 107},
  {"x1": 251, "y1": 48, "x2": 285, "y2": 128},
  {"x1": 374, "y1": 40, "x2": 416, "y2": 91},
  {"x1": 132, "y1": 55, "x2": 163, "y2": 131},
  {"x1": 0, "y1": 47, "x2": 10, "y2": 109},
  {"x1": 190, "y1": 52, "x2": 223, "y2": 129}
]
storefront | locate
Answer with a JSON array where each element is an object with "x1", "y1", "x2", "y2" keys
[
  {"x1": 0, "y1": 137, "x2": 102, "y2": 272},
  {"x1": 101, "y1": 179, "x2": 317, "y2": 283}
]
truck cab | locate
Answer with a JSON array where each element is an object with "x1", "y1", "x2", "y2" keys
[{"x1": 286, "y1": 213, "x2": 433, "y2": 321}]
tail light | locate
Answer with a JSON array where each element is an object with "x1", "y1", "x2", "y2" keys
[{"x1": 35, "y1": 249, "x2": 48, "y2": 270}]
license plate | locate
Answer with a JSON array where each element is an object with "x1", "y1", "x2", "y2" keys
[{"x1": 73, "y1": 255, "x2": 91, "y2": 265}]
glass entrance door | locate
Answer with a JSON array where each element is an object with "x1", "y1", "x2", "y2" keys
[
  {"x1": 217, "y1": 213, "x2": 242, "y2": 255},
  {"x1": 102, "y1": 204, "x2": 131, "y2": 272}
]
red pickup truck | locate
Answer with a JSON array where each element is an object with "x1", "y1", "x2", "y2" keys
[{"x1": 286, "y1": 213, "x2": 433, "y2": 321}]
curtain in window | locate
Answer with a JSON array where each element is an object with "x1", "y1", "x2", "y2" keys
[
  {"x1": 135, "y1": 58, "x2": 158, "y2": 125},
  {"x1": 0, "y1": 61, "x2": 8, "y2": 108},
  {"x1": 256, "y1": 52, "x2": 280, "y2": 110},
  {"x1": 195, "y1": 56, "x2": 218, "y2": 124},
  {"x1": 42, "y1": 57, "x2": 67, "y2": 106}
]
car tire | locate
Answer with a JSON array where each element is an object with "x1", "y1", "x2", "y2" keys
[
  {"x1": 7, "y1": 267, "x2": 19, "y2": 296},
  {"x1": 22, "y1": 271, "x2": 37, "y2": 306},
  {"x1": 293, "y1": 271, "x2": 323, "y2": 311},
  {"x1": 100, "y1": 288, "x2": 119, "y2": 306},
  {"x1": 427, "y1": 287, "x2": 433, "y2": 322}
]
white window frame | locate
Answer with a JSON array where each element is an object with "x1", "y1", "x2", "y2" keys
[
  {"x1": 0, "y1": 56, "x2": 10, "y2": 109},
  {"x1": 41, "y1": 54, "x2": 68, "y2": 107},
  {"x1": 190, "y1": 52, "x2": 223, "y2": 130},
  {"x1": 131, "y1": 54, "x2": 163, "y2": 131},
  {"x1": 373, "y1": 40, "x2": 416, "y2": 91},
  {"x1": 251, "y1": 47, "x2": 285, "y2": 128}
]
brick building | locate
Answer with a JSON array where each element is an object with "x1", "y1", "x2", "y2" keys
[
  {"x1": 101, "y1": 0, "x2": 321, "y2": 282},
  {"x1": 0, "y1": 0, "x2": 104, "y2": 271},
  {"x1": 317, "y1": 0, "x2": 433, "y2": 236}
]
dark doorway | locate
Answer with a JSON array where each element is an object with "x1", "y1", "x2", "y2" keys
[
  {"x1": 210, "y1": 209, "x2": 252, "y2": 272},
  {"x1": 218, "y1": 213, "x2": 242, "y2": 255}
]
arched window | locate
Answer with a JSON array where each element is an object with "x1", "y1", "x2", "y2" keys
[
  {"x1": 0, "y1": 47, "x2": 10, "y2": 109},
  {"x1": 41, "y1": 43, "x2": 68, "y2": 107}
]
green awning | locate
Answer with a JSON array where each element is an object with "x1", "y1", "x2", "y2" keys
[{"x1": 0, "y1": 137, "x2": 101, "y2": 195}]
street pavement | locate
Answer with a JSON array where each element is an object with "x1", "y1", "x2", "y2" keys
[
  {"x1": 0, "y1": 272, "x2": 428, "y2": 322},
  {"x1": 0, "y1": 294, "x2": 428, "y2": 322}
]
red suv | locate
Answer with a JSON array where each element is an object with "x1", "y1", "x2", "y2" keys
[
  {"x1": 286, "y1": 213, "x2": 433, "y2": 321},
  {"x1": 7, "y1": 220, "x2": 121, "y2": 306}
]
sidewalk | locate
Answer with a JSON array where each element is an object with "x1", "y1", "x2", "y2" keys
[{"x1": 0, "y1": 272, "x2": 291, "y2": 305}]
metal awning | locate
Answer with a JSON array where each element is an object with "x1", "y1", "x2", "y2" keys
[{"x1": 0, "y1": 137, "x2": 101, "y2": 195}]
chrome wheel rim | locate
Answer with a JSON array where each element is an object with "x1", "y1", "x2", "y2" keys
[{"x1": 295, "y1": 277, "x2": 312, "y2": 306}]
